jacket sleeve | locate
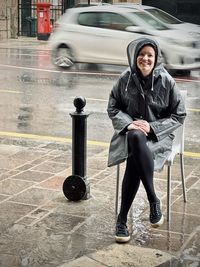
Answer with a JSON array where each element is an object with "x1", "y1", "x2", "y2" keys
[
  {"x1": 107, "y1": 78, "x2": 133, "y2": 135},
  {"x1": 149, "y1": 82, "x2": 187, "y2": 142}
]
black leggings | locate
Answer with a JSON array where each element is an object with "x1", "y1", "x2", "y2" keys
[{"x1": 119, "y1": 130, "x2": 157, "y2": 223}]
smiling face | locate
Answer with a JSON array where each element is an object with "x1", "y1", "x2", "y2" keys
[{"x1": 136, "y1": 45, "x2": 156, "y2": 77}]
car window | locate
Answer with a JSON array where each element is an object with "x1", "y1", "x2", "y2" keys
[
  {"x1": 130, "y1": 11, "x2": 169, "y2": 30},
  {"x1": 98, "y1": 12, "x2": 134, "y2": 30},
  {"x1": 78, "y1": 11, "x2": 134, "y2": 31},
  {"x1": 78, "y1": 12, "x2": 99, "y2": 27},
  {"x1": 147, "y1": 8, "x2": 183, "y2": 25}
]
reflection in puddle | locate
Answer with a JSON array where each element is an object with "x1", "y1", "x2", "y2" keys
[
  {"x1": 17, "y1": 106, "x2": 33, "y2": 130},
  {"x1": 18, "y1": 71, "x2": 77, "y2": 88}
]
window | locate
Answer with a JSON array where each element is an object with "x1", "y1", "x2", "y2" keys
[
  {"x1": 130, "y1": 11, "x2": 169, "y2": 30},
  {"x1": 98, "y1": 12, "x2": 133, "y2": 30},
  {"x1": 78, "y1": 12, "x2": 99, "y2": 27},
  {"x1": 78, "y1": 11, "x2": 133, "y2": 31},
  {"x1": 148, "y1": 8, "x2": 182, "y2": 24}
]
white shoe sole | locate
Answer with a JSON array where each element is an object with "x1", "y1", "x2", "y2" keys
[
  {"x1": 115, "y1": 235, "x2": 131, "y2": 243},
  {"x1": 151, "y1": 214, "x2": 164, "y2": 228}
]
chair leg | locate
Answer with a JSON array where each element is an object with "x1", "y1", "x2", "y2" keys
[
  {"x1": 115, "y1": 164, "x2": 120, "y2": 216},
  {"x1": 167, "y1": 165, "x2": 171, "y2": 222},
  {"x1": 180, "y1": 153, "x2": 187, "y2": 203}
]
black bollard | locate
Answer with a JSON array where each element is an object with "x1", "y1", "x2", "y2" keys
[{"x1": 63, "y1": 96, "x2": 90, "y2": 201}]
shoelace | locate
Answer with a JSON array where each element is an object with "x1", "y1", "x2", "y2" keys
[{"x1": 116, "y1": 223, "x2": 127, "y2": 234}]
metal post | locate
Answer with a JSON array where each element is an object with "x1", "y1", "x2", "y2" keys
[{"x1": 63, "y1": 96, "x2": 90, "y2": 201}]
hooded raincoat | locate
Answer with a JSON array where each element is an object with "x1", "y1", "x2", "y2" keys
[{"x1": 107, "y1": 37, "x2": 187, "y2": 171}]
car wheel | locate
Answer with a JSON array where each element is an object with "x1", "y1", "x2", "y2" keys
[{"x1": 53, "y1": 45, "x2": 74, "y2": 69}]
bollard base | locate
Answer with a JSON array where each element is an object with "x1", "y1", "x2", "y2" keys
[
  {"x1": 63, "y1": 175, "x2": 90, "y2": 201},
  {"x1": 81, "y1": 177, "x2": 90, "y2": 200}
]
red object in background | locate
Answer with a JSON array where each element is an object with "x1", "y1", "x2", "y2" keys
[{"x1": 36, "y1": 3, "x2": 52, "y2": 40}]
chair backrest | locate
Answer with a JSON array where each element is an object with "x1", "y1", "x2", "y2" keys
[{"x1": 168, "y1": 90, "x2": 187, "y2": 160}]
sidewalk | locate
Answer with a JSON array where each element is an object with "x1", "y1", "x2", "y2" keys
[
  {"x1": 0, "y1": 135, "x2": 200, "y2": 267},
  {"x1": 0, "y1": 37, "x2": 50, "y2": 51}
]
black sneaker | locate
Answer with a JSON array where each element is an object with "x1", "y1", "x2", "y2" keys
[
  {"x1": 150, "y1": 198, "x2": 164, "y2": 228},
  {"x1": 115, "y1": 222, "x2": 130, "y2": 243}
]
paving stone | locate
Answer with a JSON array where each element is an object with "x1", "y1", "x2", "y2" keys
[
  {"x1": 11, "y1": 169, "x2": 53, "y2": 182},
  {"x1": 0, "y1": 201, "x2": 36, "y2": 232},
  {"x1": 10, "y1": 187, "x2": 60, "y2": 205},
  {"x1": 58, "y1": 256, "x2": 106, "y2": 267},
  {"x1": 38, "y1": 175, "x2": 66, "y2": 190},
  {"x1": 31, "y1": 161, "x2": 68, "y2": 173},
  {"x1": 62, "y1": 244, "x2": 173, "y2": 267},
  {"x1": 0, "y1": 178, "x2": 34, "y2": 195}
]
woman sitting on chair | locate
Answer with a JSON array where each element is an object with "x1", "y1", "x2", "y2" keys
[{"x1": 107, "y1": 37, "x2": 186, "y2": 243}]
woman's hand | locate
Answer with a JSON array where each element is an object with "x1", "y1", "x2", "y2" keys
[{"x1": 127, "y1": 120, "x2": 150, "y2": 136}]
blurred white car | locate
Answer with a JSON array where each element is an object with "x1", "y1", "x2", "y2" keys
[
  {"x1": 115, "y1": 3, "x2": 200, "y2": 37},
  {"x1": 49, "y1": 5, "x2": 200, "y2": 72}
]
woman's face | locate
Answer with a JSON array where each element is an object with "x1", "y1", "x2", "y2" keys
[{"x1": 136, "y1": 45, "x2": 156, "y2": 77}]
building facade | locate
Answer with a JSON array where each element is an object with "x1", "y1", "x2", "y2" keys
[{"x1": 0, "y1": 0, "x2": 18, "y2": 39}]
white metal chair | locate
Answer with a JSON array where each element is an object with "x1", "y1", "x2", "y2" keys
[{"x1": 115, "y1": 91, "x2": 187, "y2": 222}]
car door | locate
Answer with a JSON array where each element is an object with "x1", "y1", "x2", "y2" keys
[
  {"x1": 73, "y1": 11, "x2": 143, "y2": 65},
  {"x1": 70, "y1": 11, "x2": 104, "y2": 62}
]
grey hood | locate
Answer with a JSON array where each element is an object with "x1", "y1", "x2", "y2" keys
[{"x1": 127, "y1": 37, "x2": 162, "y2": 72}]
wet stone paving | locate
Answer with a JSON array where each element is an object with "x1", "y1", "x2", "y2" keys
[{"x1": 0, "y1": 137, "x2": 199, "y2": 267}]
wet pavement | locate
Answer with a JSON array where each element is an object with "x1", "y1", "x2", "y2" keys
[
  {"x1": 0, "y1": 135, "x2": 200, "y2": 267},
  {"x1": 0, "y1": 37, "x2": 200, "y2": 267}
]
